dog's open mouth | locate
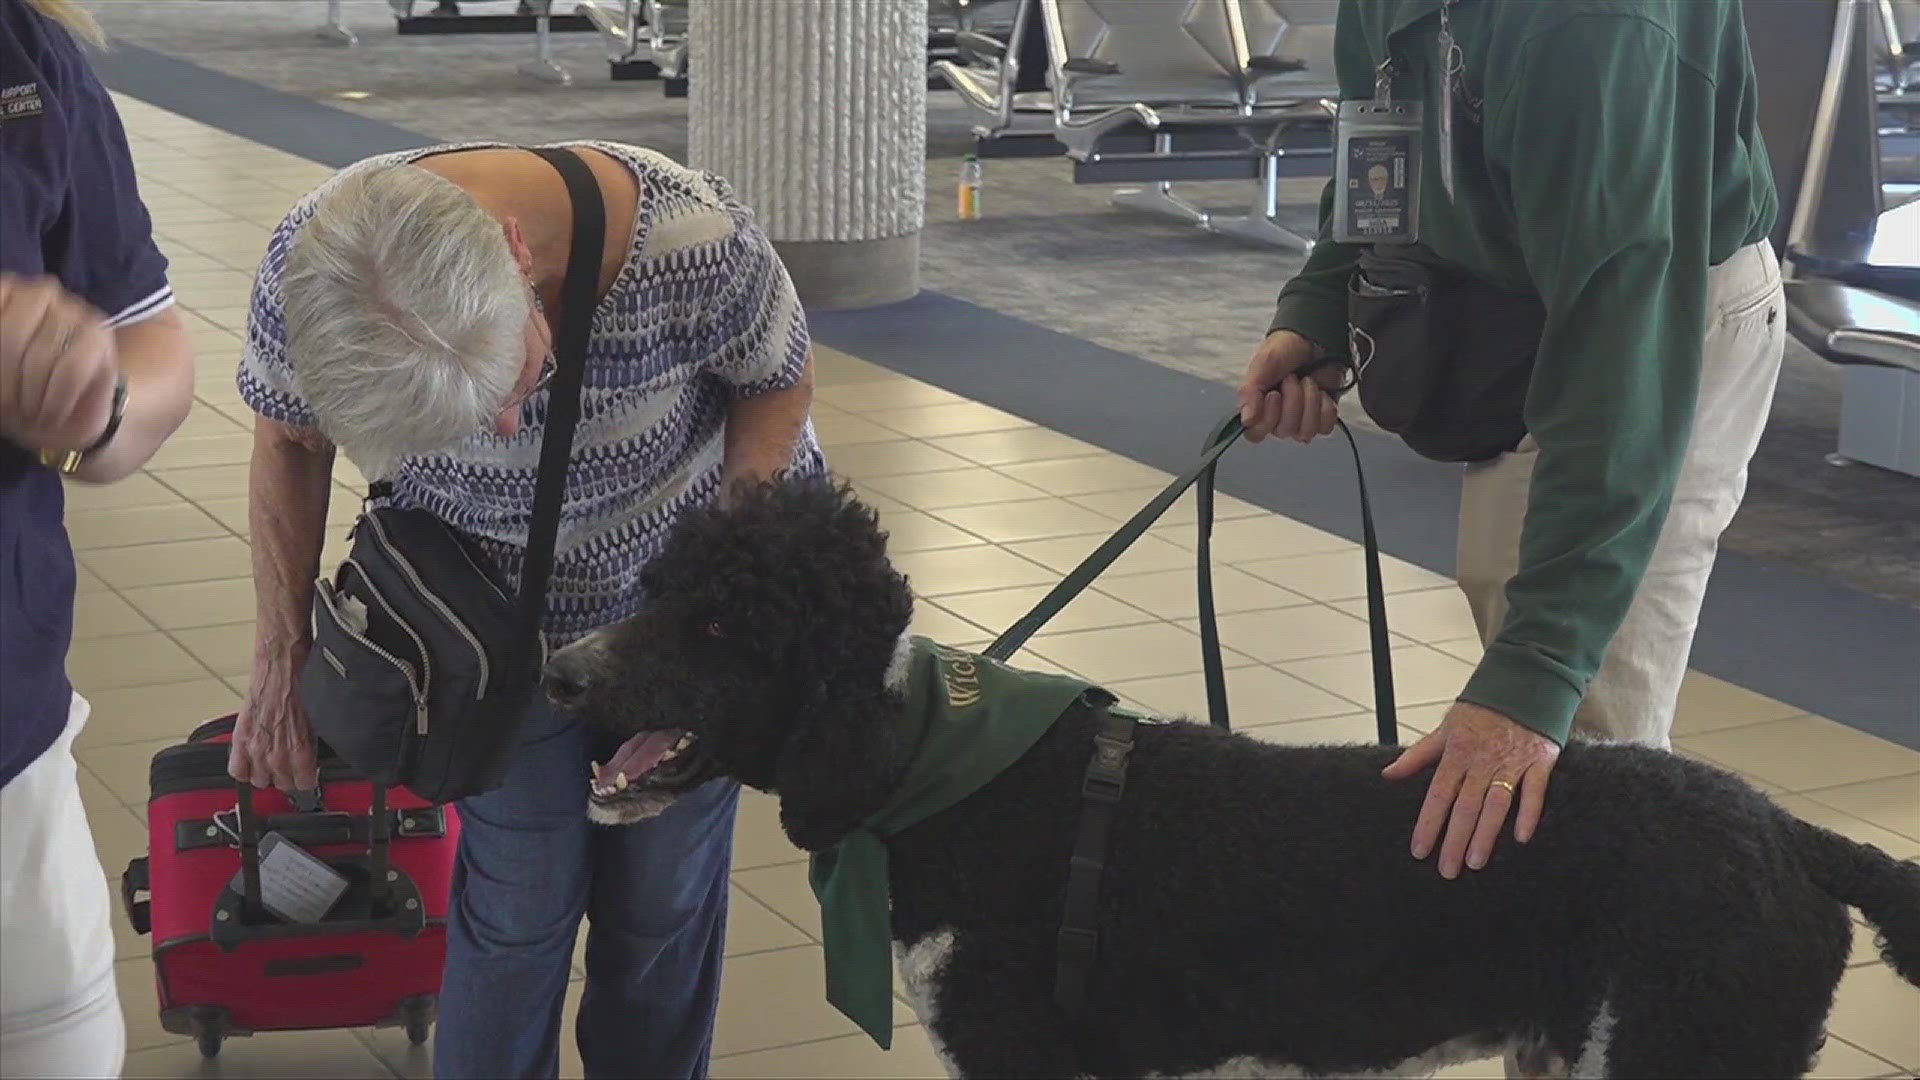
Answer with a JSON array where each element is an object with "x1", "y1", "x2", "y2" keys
[{"x1": 590, "y1": 728, "x2": 710, "y2": 799}]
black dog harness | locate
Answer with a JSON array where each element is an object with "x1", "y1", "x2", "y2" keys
[
  {"x1": 1054, "y1": 709, "x2": 1138, "y2": 1011},
  {"x1": 982, "y1": 414, "x2": 1399, "y2": 1018}
]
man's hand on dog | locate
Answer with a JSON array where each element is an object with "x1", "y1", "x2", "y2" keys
[{"x1": 1382, "y1": 701, "x2": 1560, "y2": 878}]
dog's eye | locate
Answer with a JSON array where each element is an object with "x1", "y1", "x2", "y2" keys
[{"x1": 705, "y1": 620, "x2": 725, "y2": 638}]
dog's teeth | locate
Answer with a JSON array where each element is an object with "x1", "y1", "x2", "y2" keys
[
  {"x1": 615, "y1": 771, "x2": 629, "y2": 791},
  {"x1": 659, "y1": 746, "x2": 679, "y2": 763},
  {"x1": 674, "y1": 734, "x2": 693, "y2": 751},
  {"x1": 590, "y1": 760, "x2": 603, "y2": 777}
]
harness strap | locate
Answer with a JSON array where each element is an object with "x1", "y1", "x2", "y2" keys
[{"x1": 1052, "y1": 707, "x2": 1138, "y2": 1014}]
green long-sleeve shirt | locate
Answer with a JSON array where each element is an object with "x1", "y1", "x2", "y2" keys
[{"x1": 1271, "y1": 0, "x2": 1775, "y2": 744}]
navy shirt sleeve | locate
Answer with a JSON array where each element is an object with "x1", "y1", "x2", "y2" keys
[{"x1": 0, "y1": 0, "x2": 172, "y2": 789}]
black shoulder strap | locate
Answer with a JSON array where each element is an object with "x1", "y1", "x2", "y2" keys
[{"x1": 516, "y1": 147, "x2": 606, "y2": 675}]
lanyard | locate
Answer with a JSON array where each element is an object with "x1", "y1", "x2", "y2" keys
[{"x1": 1376, "y1": 0, "x2": 1480, "y2": 199}]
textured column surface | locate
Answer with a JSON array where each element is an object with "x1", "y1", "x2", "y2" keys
[{"x1": 688, "y1": 0, "x2": 927, "y2": 309}]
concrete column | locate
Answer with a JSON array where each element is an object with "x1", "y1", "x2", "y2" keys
[{"x1": 688, "y1": 0, "x2": 927, "y2": 310}]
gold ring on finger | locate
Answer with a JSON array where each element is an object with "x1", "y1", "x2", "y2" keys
[{"x1": 1489, "y1": 778, "x2": 1516, "y2": 795}]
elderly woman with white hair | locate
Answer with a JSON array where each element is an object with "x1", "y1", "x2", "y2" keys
[{"x1": 228, "y1": 141, "x2": 821, "y2": 1078}]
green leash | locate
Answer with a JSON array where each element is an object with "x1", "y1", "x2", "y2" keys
[{"x1": 983, "y1": 414, "x2": 1398, "y2": 743}]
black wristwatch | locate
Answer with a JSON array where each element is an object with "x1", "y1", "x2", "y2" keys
[{"x1": 39, "y1": 375, "x2": 130, "y2": 475}]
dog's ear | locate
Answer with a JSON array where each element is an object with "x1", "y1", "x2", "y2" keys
[{"x1": 775, "y1": 684, "x2": 898, "y2": 852}]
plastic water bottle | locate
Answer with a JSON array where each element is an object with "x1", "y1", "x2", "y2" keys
[{"x1": 957, "y1": 154, "x2": 983, "y2": 220}]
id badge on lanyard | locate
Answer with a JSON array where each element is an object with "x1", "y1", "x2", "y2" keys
[{"x1": 1333, "y1": 75, "x2": 1423, "y2": 245}]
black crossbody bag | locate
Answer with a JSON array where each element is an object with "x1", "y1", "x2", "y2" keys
[
  {"x1": 1345, "y1": 242, "x2": 1546, "y2": 464},
  {"x1": 298, "y1": 147, "x2": 604, "y2": 805}
]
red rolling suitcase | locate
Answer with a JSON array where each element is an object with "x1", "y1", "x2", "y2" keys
[{"x1": 120, "y1": 715, "x2": 460, "y2": 1058}]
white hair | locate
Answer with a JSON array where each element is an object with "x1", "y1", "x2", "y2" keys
[{"x1": 282, "y1": 163, "x2": 529, "y2": 477}]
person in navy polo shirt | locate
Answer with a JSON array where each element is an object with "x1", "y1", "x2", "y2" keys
[{"x1": 0, "y1": 1, "x2": 197, "y2": 1073}]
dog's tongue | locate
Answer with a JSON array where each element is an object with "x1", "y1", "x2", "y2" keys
[{"x1": 593, "y1": 730, "x2": 684, "y2": 789}]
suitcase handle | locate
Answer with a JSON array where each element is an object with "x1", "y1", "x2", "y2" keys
[
  {"x1": 122, "y1": 857, "x2": 151, "y2": 936},
  {"x1": 236, "y1": 781, "x2": 392, "y2": 915},
  {"x1": 174, "y1": 807, "x2": 446, "y2": 853}
]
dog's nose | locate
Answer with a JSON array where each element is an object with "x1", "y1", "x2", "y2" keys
[{"x1": 542, "y1": 653, "x2": 591, "y2": 707}]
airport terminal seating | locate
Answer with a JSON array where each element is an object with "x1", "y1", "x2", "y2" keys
[{"x1": 1754, "y1": 0, "x2": 1920, "y2": 478}]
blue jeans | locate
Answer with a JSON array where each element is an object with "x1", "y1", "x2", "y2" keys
[{"x1": 434, "y1": 698, "x2": 738, "y2": 1079}]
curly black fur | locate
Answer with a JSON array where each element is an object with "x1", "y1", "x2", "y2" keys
[{"x1": 546, "y1": 476, "x2": 1920, "y2": 1079}]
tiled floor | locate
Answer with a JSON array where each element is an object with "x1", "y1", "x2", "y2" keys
[{"x1": 63, "y1": 96, "x2": 1920, "y2": 1078}]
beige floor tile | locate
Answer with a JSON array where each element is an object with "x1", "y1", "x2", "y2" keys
[
  {"x1": 814, "y1": 377, "x2": 964, "y2": 411},
  {"x1": 86, "y1": 802, "x2": 154, "y2": 961},
  {"x1": 864, "y1": 468, "x2": 1050, "y2": 510},
  {"x1": 72, "y1": 591, "x2": 158, "y2": 641},
  {"x1": 1826, "y1": 961, "x2": 1920, "y2": 1069},
  {"x1": 82, "y1": 537, "x2": 250, "y2": 589},
  {"x1": 170, "y1": 404, "x2": 249, "y2": 439},
  {"x1": 1850, "y1": 920, "x2": 1892, "y2": 968},
  {"x1": 812, "y1": 410, "x2": 904, "y2": 448},
  {"x1": 1160, "y1": 513, "x2": 1355, "y2": 562},
  {"x1": 929, "y1": 584, "x2": 1153, "y2": 637},
  {"x1": 191, "y1": 495, "x2": 253, "y2": 537},
  {"x1": 910, "y1": 602, "x2": 991, "y2": 644},
  {"x1": 173, "y1": 622, "x2": 257, "y2": 679},
  {"x1": 1337, "y1": 587, "x2": 1480, "y2": 645},
  {"x1": 1107, "y1": 665, "x2": 1358, "y2": 725},
  {"x1": 930, "y1": 498, "x2": 1117, "y2": 544},
  {"x1": 150, "y1": 463, "x2": 251, "y2": 501},
  {"x1": 1670, "y1": 670, "x2": 1810, "y2": 736},
  {"x1": 1804, "y1": 774, "x2": 1920, "y2": 842},
  {"x1": 122, "y1": 578, "x2": 258, "y2": 631},
  {"x1": 1092, "y1": 565, "x2": 1312, "y2": 622},
  {"x1": 1389, "y1": 701, "x2": 1455, "y2": 736},
  {"x1": 1431, "y1": 636, "x2": 1485, "y2": 664},
  {"x1": 876, "y1": 401, "x2": 1033, "y2": 439},
  {"x1": 825, "y1": 440, "x2": 974, "y2": 481},
  {"x1": 1239, "y1": 549, "x2": 1452, "y2": 602},
  {"x1": 996, "y1": 455, "x2": 1173, "y2": 496},
  {"x1": 1773, "y1": 795, "x2": 1920, "y2": 861},
  {"x1": 77, "y1": 736, "x2": 182, "y2": 808},
  {"x1": 1809, "y1": 1036, "x2": 1901, "y2": 1078},
  {"x1": 727, "y1": 885, "x2": 811, "y2": 956},
  {"x1": 1243, "y1": 710, "x2": 1404, "y2": 746},
  {"x1": 124, "y1": 1028, "x2": 396, "y2": 1078},
  {"x1": 1189, "y1": 605, "x2": 1385, "y2": 664},
  {"x1": 144, "y1": 431, "x2": 256, "y2": 471},
  {"x1": 1673, "y1": 743, "x2": 1786, "y2": 795},
  {"x1": 845, "y1": 483, "x2": 911, "y2": 516},
  {"x1": 1430, "y1": 1056, "x2": 1502, "y2": 1079},
  {"x1": 116, "y1": 958, "x2": 186, "y2": 1052},
  {"x1": 1006, "y1": 531, "x2": 1194, "y2": 580},
  {"x1": 61, "y1": 473, "x2": 182, "y2": 512},
  {"x1": 1679, "y1": 716, "x2": 1920, "y2": 793},
  {"x1": 76, "y1": 754, "x2": 118, "y2": 812},
  {"x1": 875, "y1": 510, "x2": 985, "y2": 554},
  {"x1": 712, "y1": 946, "x2": 912, "y2": 1057},
  {"x1": 732, "y1": 860, "x2": 820, "y2": 941},
  {"x1": 79, "y1": 678, "x2": 239, "y2": 750},
  {"x1": 76, "y1": 563, "x2": 110, "y2": 594},
  {"x1": 712, "y1": 1025, "x2": 949, "y2": 1078},
  {"x1": 891, "y1": 545, "x2": 1057, "y2": 597},
  {"x1": 734, "y1": 788, "x2": 805, "y2": 871},
  {"x1": 64, "y1": 503, "x2": 229, "y2": 551},
  {"x1": 928, "y1": 427, "x2": 1103, "y2": 466},
  {"x1": 1286, "y1": 645, "x2": 1477, "y2": 711},
  {"x1": 68, "y1": 633, "x2": 211, "y2": 693},
  {"x1": 1070, "y1": 486, "x2": 1268, "y2": 526},
  {"x1": 1027, "y1": 622, "x2": 1251, "y2": 684}
]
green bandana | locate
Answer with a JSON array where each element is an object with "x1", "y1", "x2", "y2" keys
[{"x1": 808, "y1": 637, "x2": 1096, "y2": 1049}]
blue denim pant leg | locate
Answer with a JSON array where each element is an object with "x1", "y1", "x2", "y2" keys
[{"x1": 434, "y1": 697, "x2": 738, "y2": 1080}]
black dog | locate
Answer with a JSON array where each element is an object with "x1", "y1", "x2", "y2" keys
[{"x1": 543, "y1": 476, "x2": 1920, "y2": 1078}]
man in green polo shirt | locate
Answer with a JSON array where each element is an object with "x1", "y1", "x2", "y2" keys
[{"x1": 1239, "y1": 0, "x2": 1783, "y2": 910}]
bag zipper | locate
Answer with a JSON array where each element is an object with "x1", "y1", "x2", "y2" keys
[
  {"x1": 364, "y1": 513, "x2": 492, "y2": 700},
  {"x1": 342, "y1": 559, "x2": 436, "y2": 735},
  {"x1": 315, "y1": 575, "x2": 428, "y2": 735}
]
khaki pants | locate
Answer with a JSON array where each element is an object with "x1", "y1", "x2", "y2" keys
[
  {"x1": 1465, "y1": 241, "x2": 1784, "y2": 1077},
  {"x1": 1457, "y1": 239, "x2": 1785, "y2": 750}
]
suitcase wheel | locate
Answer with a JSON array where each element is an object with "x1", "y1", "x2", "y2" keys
[
  {"x1": 198, "y1": 1030, "x2": 224, "y2": 1059},
  {"x1": 402, "y1": 995, "x2": 435, "y2": 1046}
]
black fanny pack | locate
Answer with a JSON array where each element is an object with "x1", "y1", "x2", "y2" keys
[
  {"x1": 1345, "y1": 243, "x2": 1546, "y2": 463},
  {"x1": 298, "y1": 147, "x2": 604, "y2": 805}
]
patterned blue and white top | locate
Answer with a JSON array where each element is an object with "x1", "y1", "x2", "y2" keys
[{"x1": 238, "y1": 140, "x2": 825, "y2": 645}]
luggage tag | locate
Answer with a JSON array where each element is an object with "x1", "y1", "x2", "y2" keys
[
  {"x1": 254, "y1": 831, "x2": 350, "y2": 924},
  {"x1": 1333, "y1": 97, "x2": 1423, "y2": 245}
]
